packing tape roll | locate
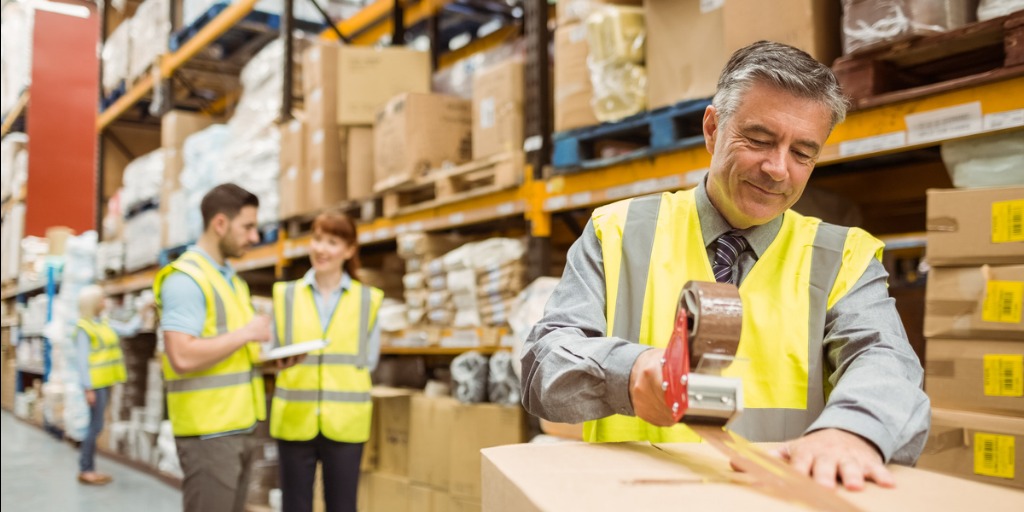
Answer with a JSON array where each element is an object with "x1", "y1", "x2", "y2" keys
[{"x1": 681, "y1": 281, "x2": 743, "y2": 368}]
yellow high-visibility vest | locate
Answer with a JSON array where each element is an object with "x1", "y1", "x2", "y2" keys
[
  {"x1": 270, "y1": 278, "x2": 383, "y2": 442},
  {"x1": 77, "y1": 318, "x2": 127, "y2": 389},
  {"x1": 153, "y1": 250, "x2": 266, "y2": 437},
  {"x1": 585, "y1": 189, "x2": 883, "y2": 442}
]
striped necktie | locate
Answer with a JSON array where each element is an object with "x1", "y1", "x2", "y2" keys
[{"x1": 712, "y1": 232, "x2": 749, "y2": 284}]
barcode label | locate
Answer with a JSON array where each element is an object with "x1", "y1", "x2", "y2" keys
[
  {"x1": 992, "y1": 200, "x2": 1024, "y2": 243},
  {"x1": 983, "y1": 354, "x2": 1023, "y2": 397},
  {"x1": 974, "y1": 433, "x2": 1015, "y2": 479},
  {"x1": 981, "y1": 281, "x2": 1023, "y2": 324}
]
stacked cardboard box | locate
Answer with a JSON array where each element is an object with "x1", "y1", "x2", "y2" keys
[
  {"x1": 472, "y1": 59, "x2": 524, "y2": 160},
  {"x1": 918, "y1": 186, "x2": 1024, "y2": 490}
]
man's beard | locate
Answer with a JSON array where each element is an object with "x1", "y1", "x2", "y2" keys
[{"x1": 219, "y1": 237, "x2": 246, "y2": 259}]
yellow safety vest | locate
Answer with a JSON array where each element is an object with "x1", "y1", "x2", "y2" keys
[
  {"x1": 77, "y1": 318, "x2": 127, "y2": 389},
  {"x1": 585, "y1": 189, "x2": 884, "y2": 443},
  {"x1": 270, "y1": 278, "x2": 383, "y2": 442},
  {"x1": 153, "y1": 250, "x2": 266, "y2": 437}
]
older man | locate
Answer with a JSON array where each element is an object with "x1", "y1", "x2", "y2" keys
[{"x1": 521, "y1": 40, "x2": 930, "y2": 491}]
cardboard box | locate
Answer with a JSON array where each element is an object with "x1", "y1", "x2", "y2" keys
[
  {"x1": 449, "y1": 496, "x2": 481, "y2": 512},
  {"x1": 409, "y1": 395, "x2": 458, "y2": 489},
  {"x1": 449, "y1": 403, "x2": 525, "y2": 500},
  {"x1": 723, "y1": 0, "x2": 841, "y2": 66},
  {"x1": 374, "y1": 387, "x2": 416, "y2": 477},
  {"x1": 645, "y1": 0, "x2": 726, "y2": 109},
  {"x1": 927, "y1": 187, "x2": 1024, "y2": 266},
  {"x1": 306, "y1": 124, "x2": 348, "y2": 209},
  {"x1": 409, "y1": 485, "x2": 453, "y2": 512},
  {"x1": 338, "y1": 46, "x2": 431, "y2": 126},
  {"x1": 347, "y1": 126, "x2": 375, "y2": 201},
  {"x1": 45, "y1": 227, "x2": 73, "y2": 255},
  {"x1": 925, "y1": 264, "x2": 1024, "y2": 340},
  {"x1": 925, "y1": 338, "x2": 1024, "y2": 416},
  {"x1": 554, "y1": 23, "x2": 600, "y2": 132},
  {"x1": 369, "y1": 473, "x2": 410, "y2": 512},
  {"x1": 359, "y1": 472, "x2": 372, "y2": 512},
  {"x1": 278, "y1": 120, "x2": 308, "y2": 219},
  {"x1": 557, "y1": 0, "x2": 643, "y2": 26},
  {"x1": 373, "y1": 93, "x2": 472, "y2": 193},
  {"x1": 472, "y1": 59, "x2": 524, "y2": 160},
  {"x1": 481, "y1": 442, "x2": 1023, "y2": 511},
  {"x1": 1, "y1": 358, "x2": 15, "y2": 411},
  {"x1": 919, "y1": 408, "x2": 1024, "y2": 490}
]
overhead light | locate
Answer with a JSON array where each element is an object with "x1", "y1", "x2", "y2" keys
[{"x1": 30, "y1": 0, "x2": 91, "y2": 19}]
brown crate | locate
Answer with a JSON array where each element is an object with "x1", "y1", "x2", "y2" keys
[
  {"x1": 925, "y1": 338, "x2": 1024, "y2": 416},
  {"x1": 645, "y1": 0, "x2": 727, "y2": 109},
  {"x1": 554, "y1": 23, "x2": 600, "y2": 132},
  {"x1": 472, "y1": 59, "x2": 524, "y2": 160},
  {"x1": 919, "y1": 408, "x2": 1024, "y2": 490},
  {"x1": 337, "y1": 46, "x2": 431, "y2": 126},
  {"x1": 925, "y1": 264, "x2": 1024, "y2": 340},
  {"x1": 926, "y1": 187, "x2": 1024, "y2": 266}
]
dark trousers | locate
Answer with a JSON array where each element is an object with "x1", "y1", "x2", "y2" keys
[
  {"x1": 278, "y1": 435, "x2": 363, "y2": 512},
  {"x1": 79, "y1": 387, "x2": 110, "y2": 472}
]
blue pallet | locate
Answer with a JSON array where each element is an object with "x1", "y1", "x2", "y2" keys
[
  {"x1": 551, "y1": 98, "x2": 712, "y2": 174},
  {"x1": 100, "y1": 80, "x2": 127, "y2": 111},
  {"x1": 169, "y1": 2, "x2": 327, "y2": 53}
]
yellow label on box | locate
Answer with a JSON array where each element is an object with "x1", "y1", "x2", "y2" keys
[
  {"x1": 982, "y1": 281, "x2": 1024, "y2": 324},
  {"x1": 974, "y1": 432, "x2": 1015, "y2": 479},
  {"x1": 983, "y1": 354, "x2": 1024, "y2": 397},
  {"x1": 992, "y1": 200, "x2": 1024, "y2": 243}
]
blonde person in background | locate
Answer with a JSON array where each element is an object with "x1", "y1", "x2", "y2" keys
[
  {"x1": 270, "y1": 211, "x2": 384, "y2": 512},
  {"x1": 153, "y1": 183, "x2": 301, "y2": 512},
  {"x1": 75, "y1": 284, "x2": 143, "y2": 485}
]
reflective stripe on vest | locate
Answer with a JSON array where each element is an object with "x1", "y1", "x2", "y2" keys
[
  {"x1": 78, "y1": 319, "x2": 127, "y2": 389},
  {"x1": 270, "y1": 277, "x2": 383, "y2": 442},
  {"x1": 584, "y1": 190, "x2": 883, "y2": 443},
  {"x1": 153, "y1": 250, "x2": 266, "y2": 437}
]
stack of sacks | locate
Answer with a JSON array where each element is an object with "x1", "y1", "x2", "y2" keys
[
  {"x1": 177, "y1": 124, "x2": 230, "y2": 245},
  {"x1": 101, "y1": 21, "x2": 130, "y2": 95},
  {"x1": 121, "y1": 149, "x2": 165, "y2": 213},
  {"x1": 0, "y1": 1, "x2": 33, "y2": 116},
  {"x1": 0, "y1": 204, "x2": 25, "y2": 283},
  {"x1": 18, "y1": 236, "x2": 50, "y2": 284},
  {"x1": 396, "y1": 233, "x2": 468, "y2": 329},
  {"x1": 95, "y1": 240, "x2": 125, "y2": 278},
  {"x1": 128, "y1": 0, "x2": 171, "y2": 82},
  {"x1": 508, "y1": 277, "x2": 561, "y2": 380},
  {"x1": 438, "y1": 238, "x2": 526, "y2": 329},
  {"x1": 121, "y1": 150, "x2": 165, "y2": 272},
  {"x1": 218, "y1": 39, "x2": 285, "y2": 226}
]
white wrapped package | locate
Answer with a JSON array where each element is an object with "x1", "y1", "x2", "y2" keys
[
  {"x1": 426, "y1": 290, "x2": 451, "y2": 310},
  {"x1": 453, "y1": 308, "x2": 482, "y2": 329},
  {"x1": 1, "y1": 132, "x2": 28, "y2": 202},
  {"x1": 404, "y1": 289, "x2": 427, "y2": 309},
  {"x1": 941, "y1": 131, "x2": 1024, "y2": 188},
  {"x1": 102, "y1": 21, "x2": 131, "y2": 94},
  {"x1": 129, "y1": 0, "x2": 171, "y2": 81},
  {"x1": 452, "y1": 291, "x2": 478, "y2": 311},
  {"x1": 163, "y1": 189, "x2": 190, "y2": 248},
  {"x1": 841, "y1": 0, "x2": 976, "y2": 55},
  {"x1": 447, "y1": 268, "x2": 476, "y2": 294},
  {"x1": 181, "y1": 124, "x2": 230, "y2": 242},
  {"x1": 1, "y1": 2, "x2": 33, "y2": 117},
  {"x1": 403, "y1": 272, "x2": 425, "y2": 290},
  {"x1": 977, "y1": 0, "x2": 1024, "y2": 21},
  {"x1": 121, "y1": 149, "x2": 165, "y2": 212},
  {"x1": 378, "y1": 299, "x2": 410, "y2": 333},
  {"x1": 0, "y1": 203, "x2": 25, "y2": 283},
  {"x1": 508, "y1": 277, "x2": 561, "y2": 380},
  {"x1": 124, "y1": 210, "x2": 162, "y2": 272},
  {"x1": 585, "y1": 5, "x2": 646, "y2": 122},
  {"x1": 427, "y1": 274, "x2": 447, "y2": 291}
]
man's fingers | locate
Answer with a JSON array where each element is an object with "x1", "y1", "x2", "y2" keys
[
  {"x1": 838, "y1": 459, "x2": 866, "y2": 491},
  {"x1": 865, "y1": 462, "x2": 895, "y2": 488},
  {"x1": 788, "y1": 448, "x2": 814, "y2": 478},
  {"x1": 811, "y1": 456, "x2": 839, "y2": 490}
]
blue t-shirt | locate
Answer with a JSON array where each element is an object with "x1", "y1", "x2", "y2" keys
[{"x1": 159, "y1": 246, "x2": 236, "y2": 337}]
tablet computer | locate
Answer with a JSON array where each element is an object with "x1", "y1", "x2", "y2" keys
[{"x1": 258, "y1": 339, "x2": 329, "y2": 363}]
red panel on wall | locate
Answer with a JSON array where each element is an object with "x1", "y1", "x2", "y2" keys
[{"x1": 24, "y1": 2, "x2": 100, "y2": 237}]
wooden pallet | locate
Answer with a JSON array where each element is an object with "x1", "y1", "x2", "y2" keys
[
  {"x1": 382, "y1": 152, "x2": 524, "y2": 218},
  {"x1": 833, "y1": 11, "x2": 1024, "y2": 110},
  {"x1": 550, "y1": 98, "x2": 710, "y2": 174}
]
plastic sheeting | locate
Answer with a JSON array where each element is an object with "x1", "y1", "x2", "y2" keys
[
  {"x1": 102, "y1": 20, "x2": 131, "y2": 95},
  {"x1": 451, "y1": 351, "x2": 489, "y2": 403},
  {"x1": 121, "y1": 149, "x2": 165, "y2": 212},
  {"x1": 841, "y1": 0, "x2": 976, "y2": 55},
  {"x1": 129, "y1": 0, "x2": 171, "y2": 81},
  {"x1": 487, "y1": 351, "x2": 521, "y2": 406},
  {"x1": 585, "y1": 5, "x2": 646, "y2": 122},
  {"x1": 941, "y1": 131, "x2": 1024, "y2": 188},
  {"x1": 977, "y1": 0, "x2": 1024, "y2": 20},
  {"x1": 1, "y1": 1, "x2": 33, "y2": 117}
]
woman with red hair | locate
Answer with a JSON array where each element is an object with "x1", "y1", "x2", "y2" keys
[{"x1": 268, "y1": 211, "x2": 384, "y2": 512}]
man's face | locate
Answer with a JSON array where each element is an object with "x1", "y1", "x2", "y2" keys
[
  {"x1": 216, "y1": 205, "x2": 260, "y2": 259},
  {"x1": 702, "y1": 82, "x2": 832, "y2": 229}
]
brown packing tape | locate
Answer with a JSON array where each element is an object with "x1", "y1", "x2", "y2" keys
[
  {"x1": 927, "y1": 216, "x2": 959, "y2": 233},
  {"x1": 683, "y1": 281, "x2": 743, "y2": 367},
  {"x1": 926, "y1": 299, "x2": 980, "y2": 317},
  {"x1": 924, "y1": 426, "x2": 968, "y2": 455},
  {"x1": 925, "y1": 360, "x2": 956, "y2": 378}
]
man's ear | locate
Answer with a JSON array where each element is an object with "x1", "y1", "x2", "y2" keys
[
  {"x1": 703, "y1": 105, "x2": 719, "y2": 155},
  {"x1": 210, "y1": 213, "x2": 229, "y2": 236}
]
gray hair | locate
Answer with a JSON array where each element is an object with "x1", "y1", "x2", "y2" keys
[
  {"x1": 712, "y1": 40, "x2": 848, "y2": 129},
  {"x1": 78, "y1": 284, "x2": 104, "y2": 318}
]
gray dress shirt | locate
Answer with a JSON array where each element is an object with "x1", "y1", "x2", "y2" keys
[{"x1": 521, "y1": 180, "x2": 930, "y2": 464}]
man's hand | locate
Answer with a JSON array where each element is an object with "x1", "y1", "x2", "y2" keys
[
  {"x1": 84, "y1": 389, "x2": 96, "y2": 407},
  {"x1": 272, "y1": 354, "x2": 306, "y2": 371},
  {"x1": 774, "y1": 428, "x2": 895, "y2": 491},
  {"x1": 244, "y1": 314, "x2": 272, "y2": 343},
  {"x1": 628, "y1": 348, "x2": 676, "y2": 426}
]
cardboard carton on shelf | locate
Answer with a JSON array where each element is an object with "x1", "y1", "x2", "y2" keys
[
  {"x1": 554, "y1": 22, "x2": 600, "y2": 132},
  {"x1": 926, "y1": 187, "x2": 1024, "y2": 266},
  {"x1": 925, "y1": 264, "x2": 1024, "y2": 340},
  {"x1": 924, "y1": 337, "x2": 1024, "y2": 417},
  {"x1": 472, "y1": 59, "x2": 524, "y2": 160},
  {"x1": 918, "y1": 408, "x2": 1024, "y2": 490},
  {"x1": 645, "y1": 0, "x2": 727, "y2": 109}
]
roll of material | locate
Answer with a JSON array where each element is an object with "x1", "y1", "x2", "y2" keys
[
  {"x1": 487, "y1": 351, "x2": 521, "y2": 406},
  {"x1": 680, "y1": 281, "x2": 743, "y2": 368},
  {"x1": 451, "y1": 351, "x2": 489, "y2": 404}
]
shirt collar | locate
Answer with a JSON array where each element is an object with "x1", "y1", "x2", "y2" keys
[
  {"x1": 302, "y1": 268, "x2": 351, "y2": 294},
  {"x1": 694, "y1": 178, "x2": 783, "y2": 259},
  {"x1": 187, "y1": 245, "x2": 237, "y2": 279}
]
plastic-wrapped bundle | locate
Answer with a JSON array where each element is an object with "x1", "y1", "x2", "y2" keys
[
  {"x1": 155, "y1": 420, "x2": 183, "y2": 478},
  {"x1": 487, "y1": 351, "x2": 521, "y2": 406},
  {"x1": 128, "y1": 0, "x2": 171, "y2": 81},
  {"x1": 1, "y1": 132, "x2": 28, "y2": 202},
  {"x1": 180, "y1": 124, "x2": 230, "y2": 242},
  {"x1": 585, "y1": 5, "x2": 646, "y2": 122},
  {"x1": 0, "y1": 1, "x2": 33, "y2": 117},
  {"x1": 978, "y1": 0, "x2": 1024, "y2": 20},
  {"x1": 941, "y1": 131, "x2": 1024, "y2": 188},
  {"x1": 102, "y1": 21, "x2": 131, "y2": 95},
  {"x1": 841, "y1": 0, "x2": 976, "y2": 55},
  {"x1": 54, "y1": 231, "x2": 100, "y2": 441},
  {"x1": 124, "y1": 210, "x2": 162, "y2": 272},
  {"x1": 121, "y1": 149, "x2": 165, "y2": 212},
  {"x1": 451, "y1": 351, "x2": 489, "y2": 403},
  {"x1": 0, "y1": 203, "x2": 25, "y2": 283}
]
